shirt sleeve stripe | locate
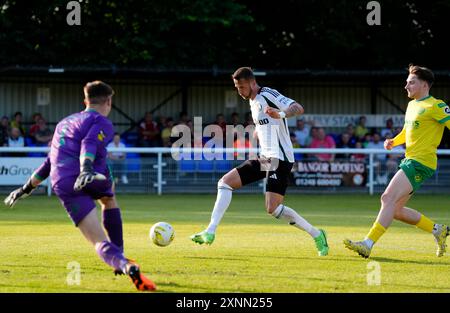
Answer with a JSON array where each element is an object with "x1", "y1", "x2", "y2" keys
[
  {"x1": 82, "y1": 152, "x2": 96, "y2": 160},
  {"x1": 32, "y1": 173, "x2": 44, "y2": 181},
  {"x1": 262, "y1": 95, "x2": 280, "y2": 110},
  {"x1": 438, "y1": 116, "x2": 450, "y2": 124},
  {"x1": 438, "y1": 103, "x2": 448, "y2": 108}
]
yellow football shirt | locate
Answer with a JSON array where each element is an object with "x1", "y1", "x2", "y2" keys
[{"x1": 392, "y1": 95, "x2": 450, "y2": 169}]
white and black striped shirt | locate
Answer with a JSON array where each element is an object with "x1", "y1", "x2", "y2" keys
[{"x1": 250, "y1": 87, "x2": 296, "y2": 162}]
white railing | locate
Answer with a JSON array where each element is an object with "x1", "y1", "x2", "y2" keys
[{"x1": 1, "y1": 147, "x2": 450, "y2": 195}]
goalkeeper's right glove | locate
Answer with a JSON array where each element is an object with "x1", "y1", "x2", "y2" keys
[
  {"x1": 4, "y1": 178, "x2": 36, "y2": 208},
  {"x1": 73, "y1": 158, "x2": 106, "y2": 191}
]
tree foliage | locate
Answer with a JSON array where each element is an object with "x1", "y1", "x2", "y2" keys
[{"x1": 0, "y1": 0, "x2": 448, "y2": 69}]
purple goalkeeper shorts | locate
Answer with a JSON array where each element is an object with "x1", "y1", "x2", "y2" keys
[{"x1": 52, "y1": 177, "x2": 114, "y2": 226}]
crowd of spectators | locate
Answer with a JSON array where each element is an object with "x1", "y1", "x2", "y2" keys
[
  {"x1": 0, "y1": 111, "x2": 53, "y2": 148},
  {"x1": 0, "y1": 111, "x2": 427, "y2": 185},
  {"x1": 289, "y1": 116, "x2": 406, "y2": 162},
  {"x1": 1, "y1": 111, "x2": 409, "y2": 159}
]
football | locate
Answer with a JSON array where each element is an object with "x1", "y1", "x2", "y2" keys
[{"x1": 149, "y1": 222, "x2": 175, "y2": 247}]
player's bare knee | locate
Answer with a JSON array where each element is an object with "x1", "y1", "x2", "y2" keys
[
  {"x1": 380, "y1": 192, "x2": 394, "y2": 206},
  {"x1": 265, "y1": 199, "x2": 280, "y2": 215},
  {"x1": 99, "y1": 196, "x2": 118, "y2": 210},
  {"x1": 219, "y1": 175, "x2": 239, "y2": 190},
  {"x1": 217, "y1": 179, "x2": 233, "y2": 191}
]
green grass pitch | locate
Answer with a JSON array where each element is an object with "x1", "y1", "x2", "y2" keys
[{"x1": 1, "y1": 194, "x2": 450, "y2": 293}]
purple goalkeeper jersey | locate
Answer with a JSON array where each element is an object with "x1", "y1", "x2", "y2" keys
[{"x1": 46, "y1": 109, "x2": 114, "y2": 186}]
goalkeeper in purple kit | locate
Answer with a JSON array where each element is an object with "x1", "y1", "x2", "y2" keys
[{"x1": 4, "y1": 81, "x2": 156, "y2": 291}]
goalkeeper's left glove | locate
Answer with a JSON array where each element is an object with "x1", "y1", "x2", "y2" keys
[{"x1": 4, "y1": 178, "x2": 36, "y2": 208}]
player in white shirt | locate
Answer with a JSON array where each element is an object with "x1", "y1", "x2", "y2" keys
[{"x1": 190, "y1": 67, "x2": 329, "y2": 256}]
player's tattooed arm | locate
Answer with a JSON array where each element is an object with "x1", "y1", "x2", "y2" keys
[
  {"x1": 284, "y1": 102, "x2": 304, "y2": 118},
  {"x1": 265, "y1": 102, "x2": 304, "y2": 119}
]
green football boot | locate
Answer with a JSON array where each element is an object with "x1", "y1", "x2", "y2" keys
[
  {"x1": 190, "y1": 230, "x2": 215, "y2": 245},
  {"x1": 343, "y1": 239, "x2": 371, "y2": 259},
  {"x1": 314, "y1": 229, "x2": 329, "y2": 256}
]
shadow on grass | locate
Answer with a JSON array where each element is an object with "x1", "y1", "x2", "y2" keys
[
  {"x1": 155, "y1": 281, "x2": 256, "y2": 293},
  {"x1": 183, "y1": 256, "x2": 249, "y2": 261},
  {"x1": 371, "y1": 256, "x2": 450, "y2": 266}
]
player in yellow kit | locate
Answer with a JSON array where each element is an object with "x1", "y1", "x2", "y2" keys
[{"x1": 344, "y1": 64, "x2": 450, "y2": 258}]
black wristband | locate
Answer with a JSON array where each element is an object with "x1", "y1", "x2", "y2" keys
[
  {"x1": 22, "y1": 178, "x2": 35, "y2": 194},
  {"x1": 81, "y1": 158, "x2": 94, "y2": 172}
]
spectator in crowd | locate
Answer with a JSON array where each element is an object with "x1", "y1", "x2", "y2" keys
[
  {"x1": 309, "y1": 127, "x2": 336, "y2": 161},
  {"x1": 214, "y1": 113, "x2": 227, "y2": 133},
  {"x1": 344, "y1": 123, "x2": 357, "y2": 146},
  {"x1": 138, "y1": 112, "x2": 160, "y2": 147},
  {"x1": 29, "y1": 112, "x2": 43, "y2": 139},
  {"x1": 362, "y1": 133, "x2": 372, "y2": 148},
  {"x1": 290, "y1": 132, "x2": 301, "y2": 149},
  {"x1": 336, "y1": 132, "x2": 355, "y2": 159},
  {"x1": 0, "y1": 116, "x2": 9, "y2": 146},
  {"x1": 10, "y1": 111, "x2": 26, "y2": 137},
  {"x1": 392, "y1": 126, "x2": 403, "y2": 138},
  {"x1": 153, "y1": 115, "x2": 167, "y2": 146},
  {"x1": 355, "y1": 116, "x2": 369, "y2": 140},
  {"x1": 290, "y1": 132, "x2": 302, "y2": 161},
  {"x1": 8, "y1": 127, "x2": 24, "y2": 147},
  {"x1": 34, "y1": 118, "x2": 53, "y2": 146},
  {"x1": 157, "y1": 115, "x2": 166, "y2": 129},
  {"x1": 107, "y1": 133, "x2": 128, "y2": 184},
  {"x1": 161, "y1": 117, "x2": 175, "y2": 147},
  {"x1": 230, "y1": 112, "x2": 240, "y2": 127},
  {"x1": 243, "y1": 111, "x2": 254, "y2": 127},
  {"x1": 233, "y1": 132, "x2": 252, "y2": 159},
  {"x1": 294, "y1": 118, "x2": 312, "y2": 147},
  {"x1": 366, "y1": 132, "x2": 385, "y2": 154},
  {"x1": 366, "y1": 132, "x2": 387, "y2": 184},
  {"x1": 380, "y1": 118, "x2": 394, "y2": 139},
  {"x1": 351, "y1": 141, "x2": 366, "y2": 162},
  {"x1": 178, "y1": 111, "x2": 190, "y2": 125},
  {"x1": 385, "y1": 132, "x2": 404, "y2": 180},
  {"x1": 212, "y1": 113, "x2": 227, "y2": 144}
]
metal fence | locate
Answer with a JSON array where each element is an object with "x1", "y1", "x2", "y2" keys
[{"x1": 1, "y1": 147, "x2": 450, "y2": 195}]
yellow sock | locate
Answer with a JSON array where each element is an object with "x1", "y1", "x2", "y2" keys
[
  {"x1": 415, "y1": 214, "x2": 435, "y2": 233},
  {"x1": 366, "y1": 222, "x2": 386, "y2": 243}
]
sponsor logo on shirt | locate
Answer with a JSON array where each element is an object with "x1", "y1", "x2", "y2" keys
[
  {"x1": 405, "y1": 119, "x2": 420, "y2": 129},
  {"x1": 97, "y1": 130, "x2": 105, "y2": 142}
]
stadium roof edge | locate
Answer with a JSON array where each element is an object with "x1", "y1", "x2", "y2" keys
[{"x1": 1, "y1": 65, "x2": 450, "y2": 79}]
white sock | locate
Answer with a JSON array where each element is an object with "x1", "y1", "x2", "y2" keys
[
  {"x1": 206, "y1": 181, "x2": 233, "y2": 233},
  {"x1": 272, "y1": 204, "x2": 321, "y2": 238},
  {"x1": 363, "y1": 238, "x2": 374, "y2": 249}
]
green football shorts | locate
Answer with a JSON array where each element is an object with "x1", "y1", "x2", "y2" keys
[{"x1": 398, "y1": 158, "x2": 435, "y2": 193}]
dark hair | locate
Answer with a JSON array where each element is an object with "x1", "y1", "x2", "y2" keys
[
  {"x1": 408, "y1": 64, "x2": 434, "y2": 87},
  {"x1": 14, "y1": 111, "x2": 22, "y2": 117},
  {"x1": 84, "y1": 81, "x2": 114, "y2": 104},
  {"x1": 232, "y1": 67, "x2": 255, "y2": 80}
]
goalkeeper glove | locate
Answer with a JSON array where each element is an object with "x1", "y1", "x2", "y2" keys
[
  {"x1": 73, "y1": 159, "x2": 106, "y2": 191},
  {"x1": 4, "y1": 178, "x2": 36, "y2": 208}
]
